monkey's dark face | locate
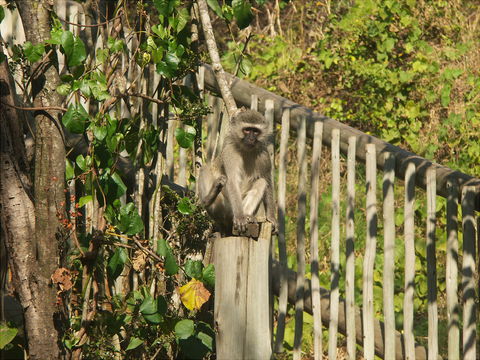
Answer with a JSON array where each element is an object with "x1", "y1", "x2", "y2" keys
[{"x1": 242, "y1": 126, "x2": 261, "y2": 146}]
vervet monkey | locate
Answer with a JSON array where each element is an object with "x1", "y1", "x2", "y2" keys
[{"x1": 198, "y1": 109, "x2": 277, "y2": 234}]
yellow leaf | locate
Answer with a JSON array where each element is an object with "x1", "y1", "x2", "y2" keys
[{"x1": 179, "y1": 279, "x2": 211, "y2": 311}]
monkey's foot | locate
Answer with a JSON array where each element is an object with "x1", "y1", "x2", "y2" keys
[{"x1": 215, "y1": 175, "x2": 227, "y2": 189}]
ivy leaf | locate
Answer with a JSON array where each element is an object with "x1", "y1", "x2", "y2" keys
[
  {"x1": 76, "y1": 154, "x2": 86, "y2": 171},
  {"x1": 202, "y1": 264, "x2": 215, "y2": 288},
  {"x1": 56, "y1": 83, "x2": 72, "y2": 96},
  {"x1": 61, "y1": 30, "x2": 86, "y2": 67},
  {"x1": 0, "y1": 7, "x2": 5, "y2": 24},
  {"x1": 24, "y1": 41, "x2": 45, "y2": 63},
  {"x1": 197, "y1": 331, "x2": 213, "y2": 351},
  {"x1": 177, "y1": 197, "x2": 196, "y2": 215},
  {"x1": 157, "y1": 239, "x2": 179, "y2": 275},
  {"x1": 78, "y1": 195, "x2": 92, "y2": 208},
  {"x1": 65, "y1": 159, "x2": 75, "y2": 180},
  {"x1": 175, "y1": 319, "x2": 194, "y2": 340},
  {"x1": 185, "y1": 260, "x2": 203, "y2": 280},
  {"x1": 232, "y1": 0, "x2": 253, "y2": 29},
  {"x1": 179, "y1": 279, "x2": 211, "y2": 311},
  {"x1": 175, "y1": 8, "x2": 190, "y2": 32},
  {"x1": 0, "y1": 324, "x2": 18, "y2": 349},
  {"x1": 153, "y1": 0, "x2": 169, "y2": 17},
  {"x1": 62, "y1": 104, "x2": 88, "y2": 134},
  {"x1": 175, "y1": 125, "x2": 196, "y2": 148},
  {"x1": 126, "y1": 337, "x2": 143, "y2": 351},
  {"x1": 207, "y1": 0, "x2": 224, "y2": 18},
  {"x1": 118, "y1": 202, "x2": 144, "y2": 235},
  {"x1": 139, "y1": 295, "x2": 163, "y2": 324},
  {"x1": 107, "y1": 247, "x2": 128, "y2": 280}
]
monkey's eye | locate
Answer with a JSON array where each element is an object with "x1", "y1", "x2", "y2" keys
[{"x1": 243, "y1": 127, "x2": 260, "y2": 135}]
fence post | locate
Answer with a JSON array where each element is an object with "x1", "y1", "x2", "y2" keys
[{"x1": 214, "y1": 224, "x2": 273, "y2": 360}]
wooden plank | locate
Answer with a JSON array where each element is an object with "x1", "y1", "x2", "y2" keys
[
  {"x1": 271, "y1": 261, "x2": 430, "y2": 360},
  {"x1": 426, "y1": 168, "x2": 438, "y2": 359},
  {"x1": 461, "y1": 186, "x2": 477, "y2": 359},
  {"x1": 214, "y1": 224, "x2": 273, "y2": 360},
  {"x1": 265, "y1": 99, "x2": 275, "y2": 188},
  {"x1": 202, "y1": 64, "x2": 480, "y2": 209},
  {"x1": 345, "y1": 136, "x2": 356, "y2": 360},
  {"x1": 363, "y1": 143, "x2": 377, "y2": 360},
  {"x1": 206, "y1": 96, "x2": 221, "y2": 161},
  {"x1": 274, "y1": 108, "x2": 290, "y2": 353},
  {"x1": 446, "y1": 180, "x2": 460, "y2": 360},
  {"x1": 251, "y1": 94, "x2": 259, "y2": 111},
  {"x1": 166, "y1": 119, "x2": 175, "y2": 180},
  {"x1": 382, "y1": 152, "x2": 395, "y2": 360},
  {"x1": 404, "y1": 162, "x2": 416, "y2": 360},
  {"x1": 309, "y1": 121, "x2": 324, "y2": 360},
  {"x1": 293, "y1": 115, "x2": 307, "y2": 360},
  {"x1": 328, "y1": 128, "x2": 341, "y2": 360}
]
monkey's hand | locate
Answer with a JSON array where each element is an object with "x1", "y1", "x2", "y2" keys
[
  {"x1": 233, "y1": 214, "x2": 251, "y2": 234},
  {"x1": 266, "y1": 215, "x2": 278, "y2": 235}
]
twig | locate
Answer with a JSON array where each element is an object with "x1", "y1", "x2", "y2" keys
[
  {"x1": 233, "y1": 32, "x2": 253, "y2": 77},
  {"x1": 128, "y1": 92, "x2": 165, "y2": 105},
  {"x1": 0, "y1": 101, "x2": 68, "y2": 112},
  {"x1": 58, "y1": 14, "x2": 122, "y2": 28}
]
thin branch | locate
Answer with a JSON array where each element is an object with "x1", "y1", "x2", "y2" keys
[
  {"x1": 0, "y1": 101, "x2": 68, "y2": 112},
  {"x1": 57, "y1": 13, "x2": 122, "y2": 28},
  {"x1": 197, "y1": 0, "x2": 238, "y2": 118},
  {"x1": 128, "y1": 92, "x2": 165, "y2": 105}
]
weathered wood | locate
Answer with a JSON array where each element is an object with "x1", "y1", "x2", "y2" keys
[
  {"x1": 461, "y1": 186, "x2": 477, "y2": 359},
  {"x1": 251, "y1": 94, "x2": 259, "y2": 111},
  {"x1": 382, "y1": 152, "x2": 395, "y2": 360},
  {"x1": 206, "y1": 95, "x2": 221, "y2": 161},
  {"x1": 309, "y1": 120, "x2": 323, "y2": 360},
  {"x1": 446, "y1": 180, "x2": 460, "y2": 360},
  {"x1": 166, "y1": 119, "x2": 176, "y2": 179},
  {"x1": 270, "y1": 261, "x2": 429, "y2": 360},
  {"x1": 426, "y1": 168, "x2": 438, "y2": 360},
  {"x1": 293, "y1": 115, "x2": 307, "y2": 360},
  {"x1": 404, "y1": 162, "x2": 416, "y2": 360},
  {"x1": 214, "y1": 223, "x2": 273, "y2": 360},
  {"x1": 363, "y1": 143, "x2": 377, "y2": 360},
  {"x1": 345, "y1": 136, "x2": 356, "y2": 360},
  {"x1": 328, "y1": 128, "x2": 341, "y2": 360},
  {"x1": 274, "y1": 108, "x2": 290, "y2": 353},
  {"x1": 202, "y1": 64, "x2": 480, "y2": 210}
]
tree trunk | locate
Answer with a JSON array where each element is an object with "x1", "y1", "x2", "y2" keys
[{"x1": 3, "y1": 1, "x2": 67, "y2": 358}]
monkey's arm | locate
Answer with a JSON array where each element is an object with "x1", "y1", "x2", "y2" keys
[{"x1": 201, "y1": 175, "x2": 226, "y2": 207}]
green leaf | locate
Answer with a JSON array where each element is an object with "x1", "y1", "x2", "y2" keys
[
  {"x1": 24, "y1": 41, "x2": 45, "y2": 63},
  {"x1": 207, "y1": 0, "x2": 224, "y2": 18},
  {"x1": 197, "y1": 331, "x2": 213, "y2": 351},
  {"x1": 232, "y1": 0, "x2": 253, "y2": 29},
  {"x1": 126, "y1": 337, "x2": 143, "y2": 351},
  {"x1": 441, "y1": 84, "x2": 452, "y2": 107},
  {"x1": 157, "y1": 239, "x2": 179, "y2": 275},
  {"x1": 108, "y1": 247, "x2": 128, "y2": 280},
  {"x1": 62, "y1": 104, "x2": 88, "y2": 134},
  {"x1": 78, "y1": 195, "x2": 92, "y2": 208},
  {"x1": 185, "y1": 260, "x2": 203, "y2": 279},
  {"x1": 118, "y1": 202, "x2": 144, "y2": 235},
  {"x1": 202, "y1": 264, "x2": 215, "y2": 288},
  {"x1": 0, "y1": 323, "x2": 18, "y2": 349},
  {"x1": 175, "y1": 125, "x2": 196, "y2": 148},
  {"x1": 154, "y1": 0, "x2": 169, "y2": 17},
  {"x1": 177, "y1": 197, "x2": 196, "y2": 215},
  {"x1": 107, "y1": 37, "x2": 125, "y2": 53},
  {"x1": 66, "y1": 159, "x2": 75, "y2": 180},
  {"x1": 139, "y1": 295, "x2": 163, "y2": 323},
  {"x1": 56, "y1": 83, "x2": 72, "y2": 96},
  {"x1": 61, "y1": 31, "x2": 86, "y2": 67},
  {"x1": 76, "y1": 154, "x2": 87, "y2": 171},
  {"x1": 157, "y1": 238, "x2": 168, "y2": 257},
  {"x1": 0, "y1": 7, "x2": 5, "y2": 24},
  {"x1": 175, "y1": 8, "x2": 189, "y2": 32},
  {"x1": 175, "y1": 319, "x2": 194, "y2": 340}
]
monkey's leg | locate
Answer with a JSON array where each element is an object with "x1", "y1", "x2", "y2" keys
[{"x1": 242, "y1": 178, "x2": 267, "y2": 216}]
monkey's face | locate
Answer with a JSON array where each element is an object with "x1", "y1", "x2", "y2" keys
[{"x1": 242, "y1": 126, "x2": 261, "y2": 146}]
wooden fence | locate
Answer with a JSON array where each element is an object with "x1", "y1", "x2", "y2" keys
[{"x1": 2, "y1": 2, "x2": 479, "y2": 359}]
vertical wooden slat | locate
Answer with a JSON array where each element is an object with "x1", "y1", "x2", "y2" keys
[
  {"x1": 382, "y1": 152, "x2": 395, "y2": 360},
  {"x1": 206, "y1": 96, "x2": 221, "y2": 161},
  {"x1": 345, "y1": 136, "x2": 356, "y2": 360},
  {"x1": 461, "y1": 186, "x2": 477, "y2": 359},
  {"x1": 166, "y1": 119, "x2": 175, "y2": 180},
  {"x1": 426, "y1": 168, "x2": 438, "y2": 360},
  {"x1": 309, "y1": 121, "x2": 323, "y2": 360},
  {"x1": 404, "y1": 162, "x2": 416, "y2": 360},
  {"x1": 328, "y1": 129, "x2": 341, "y2": 360},
  {"x1": 251, "y1": 94, "x2": 259, "y2": 111},
  {"x1": 363, "y1": 143, "x2": 377, "y2": 360},
  {"x1": 293, "y1": 115, "x2": 307, "y2": 360},
  {"x1": 274, "y1": 108, "x2": 290, "y2": 354},
  {"x1": 265, "y1": 99, "x2": 275, "y2": 179},
  {"x1": 197, "y1": 65, "x2": 205, "y2": 99},
  {"x1": 446, "y1": 180, "x2": 459, "y2": 360}
]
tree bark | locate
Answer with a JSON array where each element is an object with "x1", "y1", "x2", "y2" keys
[{"x1": 3, "y1": 1, "x2": 67, "y2": 358}]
